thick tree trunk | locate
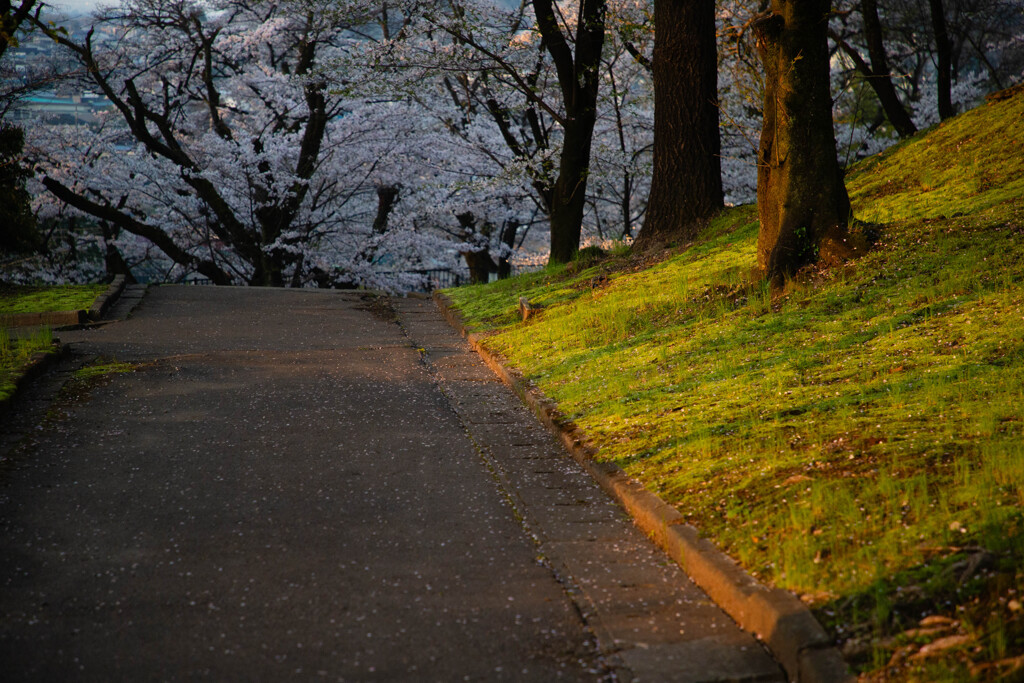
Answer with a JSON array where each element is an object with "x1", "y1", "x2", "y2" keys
[
  {"x1": 455, "y1": 211, "x2": 498, "y2": 284},
  {"x1": 928, "y1": 0, "x2": 954, "y2": 120},
  {"x1": 755, "y1": 0, "x2": 861, "y2": 281},
  {"x1": 462, "y1": 250, "x2": 498, "y2": 285},
  {"x1": 856, "y1": 0, "x2": 918, "y2": 138},
  {"x1": 250, "y1": 249, "x2": 285, "y2": 287},
  {"x1": 634, "y1": 0, "x2": 722, "y2": 250}
]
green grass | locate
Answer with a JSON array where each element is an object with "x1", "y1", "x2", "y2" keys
[
  {"x1": 73, "y1": 361, "x2": 135, "y2": 381},
  {"x1": 444, "y1": 92, "x2": 1024, "y2": 680},
  {"x1": 0, "y1": 328, "x2": 56, "y2": 401},
  {"x1": 0, "y1": 284, "x2": 107, "y2": 315},
  {"x1": 0, "y1": 283, "x2": 105, "y2": 405}
]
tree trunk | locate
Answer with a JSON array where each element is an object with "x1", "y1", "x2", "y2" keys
[
  {"x1": 99, "y1": 221, "x2": 137, "y2": 284},
  {"x1": 372, "y1": 185, "x2": 400, "y2": 234},
  {"x1": 250, "y1": 249, "x2": 285, "y2": 287},
  {"x1": 755, "y1": 0, "x2": 861, "y2": 282},
  {"x1": 634, "y1": 0, "x2": 722, "y2": 250},
  {"x1": 462, "y1": 249, "x2": 498, "y2": 285},
  {"x1": 548, "y1": 114, "x2": 596, "y2": 263},
  {"x1": 533, "y1": 0, "x2": 606, "y2": 264},
  {"x1": 860, "y1": 0, "x2": 918, "y2": 137},
  {"x1": 497, "y1": 220, "x2": 518, "y2": 279},
  {"x1": 455, "y1": 212, "x2": 497, "y2": 284},
  {"x1": 927, "y1": 0, "x2": 954, "y2": 120}
]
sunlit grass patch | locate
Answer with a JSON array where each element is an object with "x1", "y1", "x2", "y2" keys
[
  {"x1": 443, "y1": 93, "x2": 1024, "y2": 679},
  {"x1": 847, "y1": 92, "x2": 1024, "y2": 224},
  {"x1": 73, "y1": 360, "x2": 136, "y2": 382},
  {"x1": 0, "y1": 284, "x2": 107, "y2": 315}
]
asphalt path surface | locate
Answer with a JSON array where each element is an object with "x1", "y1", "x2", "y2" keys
[{"x1": 0, "y1": 286, "x2": 782, "y2": 681}]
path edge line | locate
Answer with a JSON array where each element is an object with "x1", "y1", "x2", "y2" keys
[{"x1": 433, "y1": 291, "x2": 854, "y2": 683}]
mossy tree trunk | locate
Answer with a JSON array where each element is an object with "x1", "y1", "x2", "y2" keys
[
  {"x1": 754, "y1": 0, "x2": 861, "y2": 282},
  {"x1": 633, "y1": 0, "x2": 723, "y2": 251}
]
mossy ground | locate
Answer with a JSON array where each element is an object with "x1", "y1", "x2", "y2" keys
[
  {"x1": 0, "y1": 284, "x2": 107, "y2": 315},
  {"x1": 444, "y1": 92, "x2": 1024, "y2": 680}
]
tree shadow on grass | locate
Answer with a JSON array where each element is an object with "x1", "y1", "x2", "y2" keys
[{"x1": 812, "y1": 515, "x2": 1024, "y2": 681}]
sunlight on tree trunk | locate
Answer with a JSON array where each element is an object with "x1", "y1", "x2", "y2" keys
[{"x1": 754, "y1": 0, "x2": 863, "y2": 282}]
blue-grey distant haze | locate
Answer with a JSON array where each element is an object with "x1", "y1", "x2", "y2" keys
[{"x1": 49, "y1": 0, "x2": 103, "y2": 13}]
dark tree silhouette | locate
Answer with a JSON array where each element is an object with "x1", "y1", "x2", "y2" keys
[
  {"x1": 830, "y1": 0, "x2": 918, "y2": 138},
  {"x1": 0, "y1": 123, "x2": 40, "y2": 255}
]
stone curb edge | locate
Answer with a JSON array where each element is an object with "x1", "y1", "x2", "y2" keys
[
  {"x1": 0, "y1": 309, "x2": 85, "y2": 328},
  {"x1": 0, "y1": 343, "x2": 68, "y2": 419},
  {"x1": 88, "y1": 275, "x2": 128, "y2": 321},
  {"x1": 0, "y1": 275, "x2": 126, "y2": 329},
  {"x1": 432, "y1": 291, "x2": 855, "y2": 683}
]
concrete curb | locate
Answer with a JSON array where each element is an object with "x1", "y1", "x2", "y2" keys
[
  {"x1": 88, "y1": 275, "x2": 128, "y2": 321},
  {"x1": 1, "y1": 309, "x2": 85, "y2": 328},
  {"x1": 0, "y1": 343, "x2": 67, "y2": 419},
  {"x1": 0, "y1": 276, "x2": 127, "y2": 329},
  {"x1": 432, "y1": 291, "x2": 855, "y2": 683}
]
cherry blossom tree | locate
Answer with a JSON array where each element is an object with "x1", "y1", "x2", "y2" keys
[
  {"x1": 27, "y1": 0, "x2": 449, "y2": 288},
  {"x1": 365, "y1": 0, "x2": 606, "y2": 264}
]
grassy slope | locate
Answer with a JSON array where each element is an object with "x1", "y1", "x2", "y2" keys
[
  {"x1": 445, "y1": 92, "x2": 1024, "y2": 680},
  {"x1": 0, "y1": 284, "x2": 107, "y2": 315}
]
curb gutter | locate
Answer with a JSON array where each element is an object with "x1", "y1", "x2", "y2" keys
[
  {"x1": 0, "y1": 275, "x2": 126, "y2": 329},
  {"x1": 433, "y1": 291, "x2": 854, "y2": 683}
]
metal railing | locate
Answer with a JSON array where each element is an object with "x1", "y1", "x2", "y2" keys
[{"x1": 402, "y1": 268, "x2": 464, "y2": 291}]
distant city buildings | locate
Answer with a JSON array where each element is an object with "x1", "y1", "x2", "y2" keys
[
  {"x1": 8, "y1": 90, "x2": 113, "y2": 125},
  {"x1": 3, "y1": 14, "x2": 116, "y2": 126}
]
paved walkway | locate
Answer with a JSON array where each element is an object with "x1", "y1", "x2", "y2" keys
[{"x1": 0, "y1": 286, "x2": 782, "y2": 681}]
